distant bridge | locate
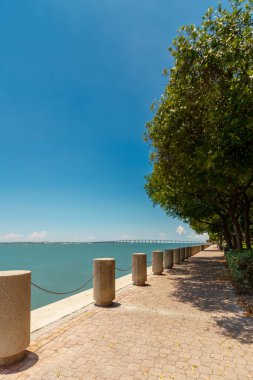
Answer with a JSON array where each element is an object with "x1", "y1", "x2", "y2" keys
[{"x1": 92, "y1": 239, "x2": 202, "y2": 244}]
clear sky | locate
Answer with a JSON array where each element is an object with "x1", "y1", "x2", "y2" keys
[{"x1": 0, "y1": 0, "x2": 228, "y2": 242}]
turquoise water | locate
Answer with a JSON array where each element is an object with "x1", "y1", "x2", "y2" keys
[{"x1": 0, "y1": 242, "x2": 199, "y2": 310}]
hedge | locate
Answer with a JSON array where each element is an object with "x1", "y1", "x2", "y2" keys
[{"x1": 226, "y1": 250, "x2": 253, "y2": 291}]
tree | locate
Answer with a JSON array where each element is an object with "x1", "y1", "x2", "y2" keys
[{"x1": 145, "y1": 0, "x2": 253, "y2": 249}]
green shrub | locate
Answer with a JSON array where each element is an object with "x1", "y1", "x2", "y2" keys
[{"x1": 226, "y1": 250, "x2": 253, "y2": 291}]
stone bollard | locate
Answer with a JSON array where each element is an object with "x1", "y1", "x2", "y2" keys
[
  {"x1": 132, "y1": 253, "x2": 147, "y2": 286},
  {"x1": 173, "y1": 248, "x2": 180, "y2": 265},
  {"x1": 152, "y1": 250, "x2": 163, "y2": 275},
  {"x1": 93, "y1": 258, "x2": 115, "y2": 306},
  {"x1": 0, "y1": 270, "x2": 31, "y2": 366},
  {"x1": 163, "y1": 249, "x2": 173, "y2": 269},
  {"x1": 179, "y1": 248, "x2": 185, "y2": 264}
]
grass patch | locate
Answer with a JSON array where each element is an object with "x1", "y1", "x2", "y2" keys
[{"x1": 226, "y1": 250, "x2": 253, "y2": 292}]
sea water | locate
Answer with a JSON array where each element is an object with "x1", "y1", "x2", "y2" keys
[{"x1": 0, "y1": 242, "x2": 198, "y2": 310}]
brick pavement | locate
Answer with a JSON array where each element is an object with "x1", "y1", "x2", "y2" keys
[{"x1": 1, "y1": 246, "x2": 253, "y2": 380}]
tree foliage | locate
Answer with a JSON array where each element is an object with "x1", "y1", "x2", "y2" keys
[{"x1": 145, "y1": 0, "x2": 253, "y2": 249}]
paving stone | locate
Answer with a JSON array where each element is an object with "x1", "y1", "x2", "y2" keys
[{"x1": 1, "y1": 246, "x2": 252, "y2": 380}]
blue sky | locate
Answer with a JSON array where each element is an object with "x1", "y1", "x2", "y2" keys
[{"x1": 0, "y1": 0, "x2": 228, "y2": 242}]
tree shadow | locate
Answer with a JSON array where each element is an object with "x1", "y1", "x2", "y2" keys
[
  {"x1": 0, "y1": 351, "x2": 39, "y2": 374},
  {"x1": 214, "y1": 315, "x2": 253, "y2": 344},
  {"x1": 169, "y1": 254, "x2": 253, "y2": 344},
  {"x1": 167, "y1": 266, "x2": 188, "y2": 275}
]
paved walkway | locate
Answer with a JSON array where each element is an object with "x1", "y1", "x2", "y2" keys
[{"x1": 1, "y1": 246, "x2": 253, "y2": 380}]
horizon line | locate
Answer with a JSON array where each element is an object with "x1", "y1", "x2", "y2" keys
[{"x1": 0, "y1": 239, "x2": 206, "y2": 244}]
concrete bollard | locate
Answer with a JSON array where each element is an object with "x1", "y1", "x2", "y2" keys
[
  {"x1": 152, "y1": 250, "x2": 163, "y2": 275},
  {"x1": 93, "y1": 258, "x2": 115, "y2": 306},
  {"x1": 132, "y1": 253, "x2": 147, "y2": 286},
  {"x1": 173, "y1": 248, "x2": 180, "y2": 265},
  {"x1": 179, "y1": 248, "x2": 185, "y2": 264},
  {"x1": 0, "y1": 270, "x2": 31, "y2": 366},
  {"x1": 163, "y1": 249, "x2": 173, "y2": 269}
]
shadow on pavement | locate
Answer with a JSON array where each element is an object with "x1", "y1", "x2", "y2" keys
[
  {"x1": 214, "y1": 314, "x2": 253, "y2": 344},
  {"x1": 169, "y1": 253, "x2": 253, "y2": 344},
  {"x1": 0, "y1": 351, "x2": 39, "y2": 375}
]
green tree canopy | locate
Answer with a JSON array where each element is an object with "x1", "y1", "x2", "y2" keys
[{"x1": 145, "y1": 0, "x2": 253, "y2": 249}]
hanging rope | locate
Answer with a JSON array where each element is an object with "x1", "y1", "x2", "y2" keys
[
  {"x1": 31, "y1": 272, "x2": 96, "y2": 295},
  {"x1": 31, "y1": 259, "x2": 151, "y2": 294},
  {"x1": 115, "y1": 265, "x2": 133, "y2": 272}
]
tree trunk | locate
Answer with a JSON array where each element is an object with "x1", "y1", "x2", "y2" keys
[
  {"x1": 242, "y1": 193, "x2": 252, "y2": 250},
  {"x1": 222, "y1": 222, "x2": 233, "y2": 249},
  {"x1": 230, "y1": 213, "x2": 243, "y2": 250},
  {"x1": 227, "y1": 188, "x2": 243, "y2": 250},
  {"x1": 244, "y1": 208, "x2": 251, "y2": 250},
  {"x1": 231, "y1": 235, "x2": 237, "y2": 249},
  {"x1": 224, "y1": 227, "x2": 233, "y2": 249}
]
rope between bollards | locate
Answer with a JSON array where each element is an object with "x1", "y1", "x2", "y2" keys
[{"x1": 31, "y1": 271, "x2": 96, "y2": 295}]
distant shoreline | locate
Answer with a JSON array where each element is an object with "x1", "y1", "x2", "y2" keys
[{"x1": 0, "y1": 240, "x2": 205, "y2": 244}]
